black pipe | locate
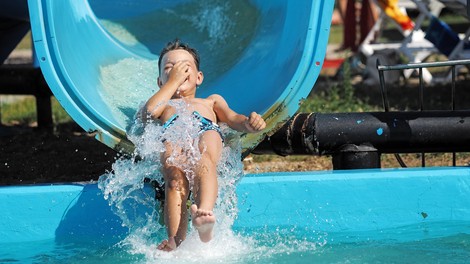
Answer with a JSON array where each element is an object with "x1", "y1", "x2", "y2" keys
[
  {"x1": 331, "y1": 144, "x2": 380, "y2": 170},
  {"x1": 253, "y1": 111, "x2": 470, "y2": 156}
]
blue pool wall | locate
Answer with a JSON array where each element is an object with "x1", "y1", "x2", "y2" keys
[{"x1": 1, "y1": 167, "x2": 470, "y2": 244}]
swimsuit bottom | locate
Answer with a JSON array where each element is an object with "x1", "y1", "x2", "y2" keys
[{"x1": 163, "y1": 111, "x2": 224, "y2": 142}]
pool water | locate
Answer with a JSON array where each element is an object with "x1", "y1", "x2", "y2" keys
[
  {"x1": 2, "y1": 221, "x2": 469, "y2": 263},
  {"x1": 318, "y1": 233, "x2": 470, "y2": 264}
]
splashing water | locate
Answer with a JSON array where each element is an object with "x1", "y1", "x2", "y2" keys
[
  {"x1": 96, "y1": 98, "x2": 326, "y2": 262},
  {"x1": 96, "y1": 60, "x2": 323, "y2": 264},
  {"x1": 99, "y1": 58, "x2": 158, "y2": 127},
  {"x1": 182, "y1": 1, "x2": 234, "y2": 46},
  {"x1": 98, "y1": 99, "x2": 262, "y2": 262}
]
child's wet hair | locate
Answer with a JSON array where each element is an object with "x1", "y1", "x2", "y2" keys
[{"x1": 158, "y1": 39, "x2": 201, "y2": 74}]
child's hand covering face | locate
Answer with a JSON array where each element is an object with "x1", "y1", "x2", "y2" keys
[
  {"x1": 158, "y1": 50, "x2": 203, "y2": 98},
  {"x1": 165, "y1": 61, "x2": 191, "y2": 91}
]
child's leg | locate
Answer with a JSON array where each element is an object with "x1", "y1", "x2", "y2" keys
[
  {"x1": 158, "y1": 148, "x2": 190, "y2": 251},
  {"x1": 191, "y1": 131, "x2": 223, "y2": 242}
]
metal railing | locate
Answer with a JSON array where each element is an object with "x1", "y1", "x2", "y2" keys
[{"x1": 377, "y1": 58, "x2": 470, "y2": 167}]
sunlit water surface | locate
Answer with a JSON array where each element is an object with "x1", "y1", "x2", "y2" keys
[{"x1": 2, "y1": 222, "x2": 470, "y2": 263}]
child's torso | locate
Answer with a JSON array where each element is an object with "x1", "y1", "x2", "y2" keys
[{"x1": 160, "y1": 98, "x2": 217, "y2": 123}]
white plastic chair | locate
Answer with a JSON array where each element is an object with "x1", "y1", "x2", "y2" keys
[{"x1": 358, "y1": 0, "x2": 444, "y2": 83}]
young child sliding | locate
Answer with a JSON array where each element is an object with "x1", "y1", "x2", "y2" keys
[{"x1": 139, "y1": 39, "x2": 266, "y2": 251}]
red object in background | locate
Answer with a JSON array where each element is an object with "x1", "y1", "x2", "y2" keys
[{"x1": 322, "y1": 58, "x2": 345, "y2": 69}]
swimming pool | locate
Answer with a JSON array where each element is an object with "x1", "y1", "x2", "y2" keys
[{"x1": 1, "y1": 167, "x2": 470, "y2": 263}]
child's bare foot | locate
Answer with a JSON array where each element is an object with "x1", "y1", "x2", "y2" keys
[
  {"x1": 190, "y1": 204, "x2": 215, "y2": 242},
  {"x1": 157, "y1": 237, "x2": 177, "y2": 251}
]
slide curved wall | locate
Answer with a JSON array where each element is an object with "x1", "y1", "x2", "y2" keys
[{"x1": 27, "y1": 0, "x2": 334, "y2": 154}]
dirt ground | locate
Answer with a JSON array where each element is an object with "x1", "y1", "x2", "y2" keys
[
  {"x1": 2, "y1": 52, "x2": 470, "y2": 185},
  {"x1": 0, "y1": 122, "x2": 119, "y2": 185},
  {"x1": 0, "y1": 121, "x2": 333, "y2": 185},
  {"x1": 3, "y1": 74, "x2": 470, "y2": 185}
]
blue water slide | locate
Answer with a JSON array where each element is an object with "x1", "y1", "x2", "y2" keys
[{"x1": 27, "y1": 0, "x2": 334, "y2": 154}]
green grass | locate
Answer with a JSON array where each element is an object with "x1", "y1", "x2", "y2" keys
[
  {"x1": 327, "y1": 25, "x2": 343, "y2": 46},
  {"x1": 1, "y1": 97, "x2": 72, "y2": 125},
  {"x1": 15, "y1": 31, "x2": 32, "y2": 50},
  {"x1": 300, "y1": 59, "x2": 378, "y2": 113}
]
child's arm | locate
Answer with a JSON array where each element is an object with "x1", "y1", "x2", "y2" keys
[
  {"x1": 141, "y1": 61, "x2": 190, "y2": 121},
  {"x1": 210, "y1": 94, "x2": 266, "y2": 133}
]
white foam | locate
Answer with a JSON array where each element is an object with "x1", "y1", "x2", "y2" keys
[{"x1": 98, "y1": 99, "x2": 257, "y2": 262}]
